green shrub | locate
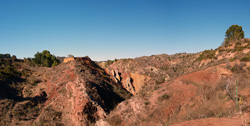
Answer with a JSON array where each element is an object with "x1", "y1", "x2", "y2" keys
[
  {"x1": 229, "y1": 57, "x2": 237, "y2": 62},
  {"x1": 224, "y1": 39, "x2": 230, "y2": 47},
  {"x1": 144, "y1": 101, "x2": 149, "y2": 105},
  {"x1": 106, "y1": 60, "x2": 114, "y2": 67},
  {"x1": 33, "y1": 50, "x2": 60, "y2": 67},
  {"x1": 0, "y1": 54, "x2": 11, "y2": 59},
  {"x1": 246, "y1": 66, "x2": 250, "y2": 73},
  {"x1": 236, "y1": 41, "x2": 241, "y2": 46},
  {"x1": 218, "y1": 48, "x2": 226, "y2": 52},
  {"x1": 231, "y1": 62, "x2": 246, "y2": 73},
  {"x1": 240, "y1": 54, "x2": 250, "y2": 61},
  {"x1": 158, "y1": 94, "x2": 170, "y2": 101},
  {"x1": 0, "y1": 64, "x2": 20, "y2": 82},
  {"x1": 155, "y1": 77, "x2": 165, "y2": 84},
  {"x1": 198, "y1": 49, "x2": 216, "y2": 60},
  {"x1": 233, "y1": 45, "x2": 244, "y2": 52}
]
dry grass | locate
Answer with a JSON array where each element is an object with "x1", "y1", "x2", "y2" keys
[{"x1": 108, "y1": 115, "x2": 122, "y2": 126}]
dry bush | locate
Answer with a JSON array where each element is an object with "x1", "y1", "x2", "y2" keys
[
  {"x1": 28, "y1": 76, "x2": 41, "y2": 86},
  {"x1": 155, "y1": 77, "x2": 165, "y2": 84},
  {"x1": 246, "y1": 66, "x2": 250, "y2": 73},
  {"x1": 183, "y1": 82, "x2": 234, "y2": 121},
  {"x1": 231, "y1": 62, "x2": 246, "y2": 73},
  {"x1": 158, "y1": 94, "x2": 170, "y2": 102},
  {"x1": 241, "y1": 54, "x2": 250, "y2": 61},
  {"x1": 108, "y1": 115, "x2": 122, "y2": 126}
]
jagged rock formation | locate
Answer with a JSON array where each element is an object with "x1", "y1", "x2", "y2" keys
[
  {"x1": 63, "y1": 57, "x2": 75, "y2": 63},
  {"x1": 105, "y1": 53, "x2": 199, "y2": 95},
  {"x1": 105, "y1": 69, "x2": 151, "y2": 95},
  {"x1": 0, "y1": 57, "x2": 131, "y2": 126}
]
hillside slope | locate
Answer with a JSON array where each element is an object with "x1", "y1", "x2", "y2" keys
[
  {"x1": 101, "y1": 38, "x2": 250, "y2": 125},
  {"x1": 0, "y1": 57, "x2": 131, "y2": 126},
  {"x1": 105, "y1": 62, "x2": 250, "y2": 125}
]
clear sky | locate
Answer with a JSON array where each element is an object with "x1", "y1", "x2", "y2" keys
[{"x1": 0, "y1": 0, "x2": 250, "y2": 61}]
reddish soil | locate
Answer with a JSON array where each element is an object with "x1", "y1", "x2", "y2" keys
[{"x1": 171, "y1": 113, "x2": 250, "y2": 126}]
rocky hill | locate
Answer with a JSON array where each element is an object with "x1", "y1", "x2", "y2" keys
[
  {"x1": 105, "y1": 53, "x2": 200, "y2": 94},
  {"x1": 0, "y1": 57, "x2": 131, "y2": 126},
  {"x1": 101, "y1": 38, "x2": 250, "y2": 125}
]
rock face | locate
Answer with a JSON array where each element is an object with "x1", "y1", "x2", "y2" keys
[
  {"x1": 106, "y1": 69, "x2": 150, "y2": 95},
  {"x1": 0, "y1": 57, "x2": 131, "y2": 126},
  {"x1": 38, "y1": 57, "x2": 131, "y2": 126},
  {"x1": 63, "y1": 57, "x2": 75, "y2": 63},
  {"x1": 105, "y1": 53, "x2": 200, "y2": 94}
]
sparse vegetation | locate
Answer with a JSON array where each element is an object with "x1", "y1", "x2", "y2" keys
[
  {"x1": 108, "y1": 115, "x2": 122, "y2": 126},
  {"x1": 155, "y1": 77, "x2": 165, "y2": 84},
  {"x1": 158, "y1": 94, "x2": 170, "y2": 101},
  {"x1": 198, "y1": 49, "x2": 216, "y2": 60},
  {"x1": 230, "y1": 62, "x2": 246, "y2": 73},
  {"x1": 106, "y1": 60, "x2": 114, "y2": 66},
  {"x1": 0, "y1": 54, "x2": 21, "y2": 83},
  {"x1": 240, "y1": 54, "x2": 250, "y2": 61}
]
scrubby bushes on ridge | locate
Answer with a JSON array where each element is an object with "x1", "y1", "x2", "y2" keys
[
  {"x1": 197, "y1": 49, "x2": 216, "y2": 60},
  {"x1": 33, "y1": 50, "x2": 60, "y2": 67}
]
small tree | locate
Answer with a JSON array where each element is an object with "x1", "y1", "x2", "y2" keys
[
  {"x1": 225, "y1": 25, "x2": 244, "y2": 40},
  {"x1": 11, "y1": 55, "x2": 17, "y2": 62},
  {"x1": 52, "y1": 60, "x2": 59, "y2": 66},
  {"x1": 68, "y1": 54, "x2": 74, "y2": 58},
  {"x1": 33, "y1": 50, "x2": 60, "y2": 67}
]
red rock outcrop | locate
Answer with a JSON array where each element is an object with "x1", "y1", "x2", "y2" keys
[
  {"x1": 63, "y1": 57, "x2": 75, "y2": 63},
  {"x1": 35, "y1": 57, "x2": 131, "y2": 126},
  {"x1": 106, "y1": 69, "x2": 151, "y2": 95},
  {"x1": 105, "y1": 53, "x2": 200, "y2": 95},
  {"x1": 0, "y1": 56, "x2": 131, "y2": 126}
]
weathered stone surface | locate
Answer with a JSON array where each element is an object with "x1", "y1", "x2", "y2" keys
[{"x1": 63, "y1": 57, "x2": 75, "y2": 63}]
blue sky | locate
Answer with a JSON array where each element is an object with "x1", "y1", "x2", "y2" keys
[{"x1": 0, "y1": 0, "x2": 250, "y2": 61}]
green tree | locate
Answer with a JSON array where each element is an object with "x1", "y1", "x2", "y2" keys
[
  {"x1": 33, "y1": 50, "x2": 60, "y2": 67},
  {"x1": 11, "y1": 55, "x2": 17, "y2": 62},
  {"x1": 0, "y1": 54, "x2": 10, "y2": 58},
  {"x1": 68, "y1": 54, "x2": 74, "y2": 58},
  {"x1": 43, "y1": 59, "x2": 50, "y2": 67},
  {"x1": 52, "y1": 60, "x2": 59, "y2": 66},
  {"x1": 34, "y1": 52, "x2": 42, "y2": 64},
  {"x1": 0, "y1": 58, "x2": 3, "y2": 65},
  {"x1": 225, "y1": 25, "x2": 244, "y2": 40}
]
